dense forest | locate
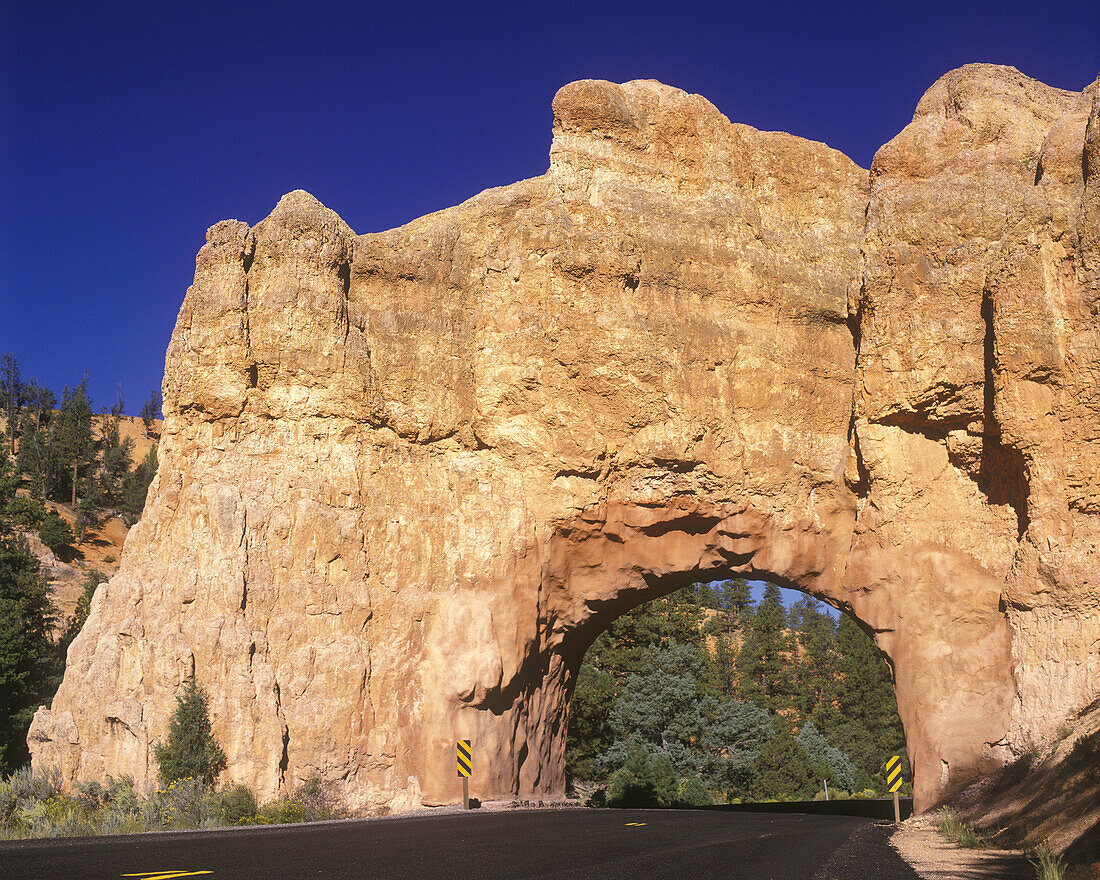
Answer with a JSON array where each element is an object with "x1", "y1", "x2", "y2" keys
[
  {"x1": 0, "y1": 354, "x2": 160, "y2": 773},
  {"x1": 567, "y1": 580, "x2": 909, "y2": 806}
]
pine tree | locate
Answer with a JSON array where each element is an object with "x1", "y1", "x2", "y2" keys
[
  {"x1": 154, "y1": 678, "x2": 226, "y2": 785},
  {"x1": 811, "y1": 615, "x2": 906, "y2": 790},
  {"x1": 121, "y1": 446, "x2": 158, "y2": 522},
  {"x1": 713, "y1": 628, "x2": 737, "y2": 697},
  {"x1": 796, "y1": 721, "x2": 856, "y2": 793},
  {"x1": 566, "y1": 661, "x2": 615, "y2": 781},
  {"x1": 736, "y1": 582, "x2": 797, "y2": 712},
  {"x1": 567, "y1": 586, "x2": 722, "y2": 783},
  {"x1": 751, "y1": 714, "x2": 819, "y2": 801},
  {"x1": 0, "y1": 355, "x2": 22, "y2": 455},
  {"x1": 724, "y1": 579, "x2": 753, "y2": 627},
  {"x1": 15, "y1": 381, "x2": 56, "y2": 501},
  {"x1": 0, "y1": 453, "x2": 61, "y2": 773},
  {"x1": 54, "y1": 378, "x2": 95, "y2": 507},
  {"x1": 140, "y1": 390, "x2": 161, "y2": 438},
  {"x1": 790, "y1": 595, "x2": 840, "y2": 720},
  {"x1": 58, "y1": 569, "x2": 105, "y2": 657},
  {"x1": 37, "y1": 511, "x2": 75, "y2": 557},
  {"x1": 99, "y1": 436, "x2": 134, "y2": 507},
  {"x1": 74, "y1": 495, "x2": 100, "y2": 543},
  {"x1": 601, "y1": 643, "x2": 718, "y2": 782}
]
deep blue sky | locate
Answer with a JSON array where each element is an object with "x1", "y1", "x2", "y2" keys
[{"x1": 2, "y1": 1, "x2": 1098, "y2": 413}]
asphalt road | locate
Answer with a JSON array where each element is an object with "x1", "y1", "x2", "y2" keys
[{"x1": 0, "y1": 809, "x2": 920, "y2": 880}]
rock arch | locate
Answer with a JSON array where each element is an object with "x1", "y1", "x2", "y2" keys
[{"x1": 30, "y1": 65, "x2": 1100, "y2": 813}]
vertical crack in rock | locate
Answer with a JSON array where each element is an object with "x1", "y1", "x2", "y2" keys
[{"x1": 979, "y1": 293, "x2": 1030, "y2": 540}]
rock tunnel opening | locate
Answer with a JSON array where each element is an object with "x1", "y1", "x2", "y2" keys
[{"x1": 561, "y1": 576, "x2": 908, "y2": 805}]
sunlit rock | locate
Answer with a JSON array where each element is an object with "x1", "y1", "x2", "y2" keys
[{"x1": 30, "y1": 67, "x2": 1100, "y2": 813}]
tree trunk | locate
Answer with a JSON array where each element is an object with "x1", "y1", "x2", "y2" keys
[{"x1": 72, "y1": 461, "x2": 77, "y2": 507}]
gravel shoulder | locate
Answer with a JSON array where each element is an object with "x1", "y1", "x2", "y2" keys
[{"x1": 891, "y1": 813, "x2": 1035, "y2": 880}]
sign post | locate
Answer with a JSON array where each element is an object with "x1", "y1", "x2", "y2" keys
[
  {"x1": 457, "y1": 739, "x2": 472, "y2": 810},
  {"x1": 885, "y1": 754, "x2": 904, "y2": 823}
]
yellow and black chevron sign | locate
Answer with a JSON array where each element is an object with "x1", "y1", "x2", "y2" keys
[
  {"x1": 457, "y1": 740, "x2": 472, "y2": 778},
  {"x1": 885, "y1": 755, "x2": 904, "y2": 793}
]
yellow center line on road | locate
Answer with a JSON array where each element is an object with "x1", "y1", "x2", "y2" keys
[
  {"x1": 624, "y1": 822, "x2": 647, "y2": 826},
  {"x1": 121, "y1": 872, "x2": 213, "y2": 879}
]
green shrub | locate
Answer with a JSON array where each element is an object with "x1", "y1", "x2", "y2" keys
[
  {"x1": 37, "y1": 511, "x2": 74, "y2": 555},
  {"x1": 0, "y1": 766, "x2": 341, "y2": 839},
  {"x1": 0, "y1": 765, "x2": 63, "y2": 825},
  {"x1": 97, "y1": 775, "x2": 142, "y2": 835},
  {"x1": 15, "y1": 795, "x2": 95, "y2": 838},
  {"x1": 255, "y1": 797, "x2": 306, "y2": 825},
  {"x1": 605, "y1": 742, "x2": 679, "y2": 808},
  {"x1": 674, "y1": 776, "x2": 714, "y2": 807},
  {"x1": 153, "y1": 678, "x2": 226, "y2": 786},
  {"x1": 217, "y1": 784, "x2": 258, "y2": 825},
  {"x1": 751, "y1": 718, "x2": 819, "y2": 801},
  {"x1": 0, "y1": 766, "x2": 92, "y2": 839},
  {"x1": 142, "y1": 777, "x2": 214, "y2": 830}
]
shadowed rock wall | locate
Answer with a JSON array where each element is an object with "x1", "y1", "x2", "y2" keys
[{"x1": 29, "y1": 65, "x2": 1100, "y2": 813}]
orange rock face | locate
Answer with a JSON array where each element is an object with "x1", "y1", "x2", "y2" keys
[{"x1": 29, "y1": 66, "x2": 1100, "y2": 813}]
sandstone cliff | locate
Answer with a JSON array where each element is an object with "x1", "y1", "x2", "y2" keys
[{"x1": 29, "y1": 65, "x2": 1100, "y2": 814}]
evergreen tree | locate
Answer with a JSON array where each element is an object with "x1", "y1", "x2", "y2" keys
[
  {"x1": 140, "y1": 390, "x2": 161, "y2": 438},
  {"x1": 712, "y1": 627, "x2": 737, "y2": 697},
  {"x1": 567, "y1": 579, "x2": 909, "y2": 802},
  {"x1": 751, "y1": 715, "x2": 819, "y2": 801},
  {"x1": 706, "y1": 579, "x2": 752, "y2": 696},
  {"x1": 15, "y1": 409, "x2": 46, "y2": 498},
  {"x1": 701, "y1": 697, "x2": 771, "y2": 798},
  {"x1": 568, "y1": 597, "x2": 672, "y2": 785},
  {"x1": 724, "y1": 578, "x2": 753, "y2": 626},
  {"x1": 0, "y1": 454, "x2": 62, "y2": 773},
  {"x1": 566, "y1": 662, "x2": 615, "y2": 781},
  {"x1": 601, "y1": 643, "x2": 718, "y2": 782},
  {"x1": 603, "y1": 738, "x2": 680, "y2": 808},
  {"x1": 21, "y1": 379, "x2": 56, "y2": 431},
  {"x1": 736, "y1": 583, "x2": 797, "y2": 712},
  {"x1": 5, "y1": 493, "x2": 45, "y2": 531},
  {"x1": 810, "y1": 615, "x2": 906, "y2": 790},
  {"x1": 109, "y1": 385, "x2": 124, "y2": 419},
  {"x1": 567, "y1": 584, "x2": 721, "y2": 784},
  {"x1": 15, "y1": 381, "x2": 56, "y2": 501},
  {"x1": 74, "y1": 495, "x2": 100, "y2": 543},
  {"x1": 58, "y1": 569, "x2": 105, "y2": 657},
  {"x1": 790, "y1": 595, "x2": 840, "y2": 721},
  {"x1": 54, "y1": 378, "x2": 95, "y2": 507},
  {"x1": 1, "y1": 355, "x2": 22, "y2": 456},
  {"x1": 153, "y1": 678, "x2": 226, "y2": 785},
  {"x1": 795, "y1": 720, "x2": 856, "y2": 793},
  {"x1": 95, "y1": 394, "x2": 133, "y2": 508},
  {"x1": 37, "y1": 511, "x2": 75, "y2": 558},
  {"x1": 98, "y1": 436, "x2": 134, "y2": 507},
  {"x1": 121, "y1": 446, "x2": 158, "y2": 521}
]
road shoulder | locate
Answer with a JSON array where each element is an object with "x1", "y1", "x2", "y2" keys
[
  {"x1": 891, "y1": 813, "x2": 1034, "y2": 879},
  {"x1": 813, "y1": 821, "x2": 920, "y2": 880}
]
